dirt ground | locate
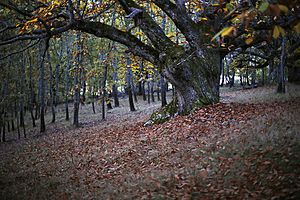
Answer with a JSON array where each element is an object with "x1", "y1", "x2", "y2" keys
[{"x1": 0, "y1": 84, "x2": 299, "y2": 199}]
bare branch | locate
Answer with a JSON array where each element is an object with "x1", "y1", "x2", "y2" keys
[{"x1": 0, "y1": 39, "x2": 40, "y2": 60}]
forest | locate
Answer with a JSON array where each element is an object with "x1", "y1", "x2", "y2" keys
[{"x1": 0, "y1": 0, "x2": 299, "y2": 199}]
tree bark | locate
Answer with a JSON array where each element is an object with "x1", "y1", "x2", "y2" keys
[
  {"x1": 151, "y1": 80, "x2": 155, "y2": 102},
  {"x1": 160, "y1": 75, "x2": 167, "y2": 107},
  {"x1": 55, "y1": 64, "x2": 60, "y2": 106},
  {"x1": 112, "y1": 56, "x2": 120, "y2": 107},
  {"x1": 39, "y1": 39, "x2": 49, "y2": 133},
  {"x1": 140, "y1": 62, "x2": 147, "y2": 101},
  {"x1": 102, "y1": 62, "x2": 108, "y2": 120},
  {"x1": 162, "y1": 48, "x2": 220, "y2": 114},
  {"x1": 73, "y1": 34, "x2": 81, "y2": 127},
  {"x1": 65, "y1": 38, "x2": 71, "y2": 121},
  {"x1": 20, "y1": 52, "x2": 26, "y2": 137},
  {"x1": 277, "y1": 37, "x2": 286, "y2": 93},
  {"x1": 47, "y1": 51, "x2": 56, "y2": 123},
  {"x1": 126, "y1": 57, "x2": 136, "y2": 111},
  {"x1": 28, "y1": 53, "x2": 36, "y2": 127}
]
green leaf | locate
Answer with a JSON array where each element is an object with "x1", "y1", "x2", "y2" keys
[
  {"x1": 258, "y1": 1, "x2": 269, "y2": 13},
  {"x1": 226, "y1": 3, "x2": 235, "y2": 11}
]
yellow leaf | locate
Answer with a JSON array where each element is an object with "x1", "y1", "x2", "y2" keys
[
  {"x1": 27, "y1": 18, "x2": 38, "y2": 24},
  {"x1": 134, "y1": 31, "x2": 144, "y2": 36},
  {"x1": 221, "y1": 26, "x2": 235, "y2": 37},
  {"x1": 212, "y1": 4, "x2": 220, "y2": 7},
  {"x1": 294, "y1": 22, "x2": 300, "y2": 34},
  {"x1": 273, "y1": 26, "x2": 280, "y2": 39},
  {"x1": 166, "y1": 32, "x2": 176, "y2": 38},
  {"x1": 211, "y1": 27, "x2": 231, "y2": 41},
  {"x1": 278, "y1": 4, "x2": 288, "y2": 14},
  {"x1": 245, "y1": 37, "x2": 253, "y2": 45},
  {"x1": 200, "y1": 17, "x2": 208, "y2": 21},
  {"x1": 273, "y1": 25, "x2": 285, "y2": 39},
  {"x1": 150, "y1": 3, "x2": 157, "y2": 12}
]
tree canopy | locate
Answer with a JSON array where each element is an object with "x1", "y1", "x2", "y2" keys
[{"x1": 0, "y1": 0, "x2": 299, "y2": 114}]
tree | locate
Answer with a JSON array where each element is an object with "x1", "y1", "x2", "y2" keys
[
  {"x1": 0, "y1": 0, "x2": 217, "y2": 114},
  {"x1": 39, "y1": 38, "x2": 49, "y2": 133},
  {"x1": 0, "y1": 0, "x2": 299, "y2": 114}
]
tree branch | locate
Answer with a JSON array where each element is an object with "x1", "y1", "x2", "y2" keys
[
  {"x1": 117, "y1": 0, "x2": 176, "y2": 53},
  {"x1": 73, "y1": 19, "x2": 159, "y2": 64},
  {"x1": 152, "y1": 0, "x2": 203, "y2": 50},
  {"x1": 0, "y1": 39, "x2": 40, "y2": 60}
]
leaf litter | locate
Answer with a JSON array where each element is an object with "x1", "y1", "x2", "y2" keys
[{"x1": 0, "y1": 85, "x2": 300, "y2": 199}]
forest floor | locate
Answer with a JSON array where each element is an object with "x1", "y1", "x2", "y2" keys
[{"x1": 0, "y1": 84, "x2": 300, "y2": 199}]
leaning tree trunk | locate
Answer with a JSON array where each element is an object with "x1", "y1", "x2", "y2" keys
[{"x1": 162, "y1": 48, "x2": 220, "y2": 114}]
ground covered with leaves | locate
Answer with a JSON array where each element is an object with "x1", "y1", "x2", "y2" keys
[{"x1": 1, "y1": 85, "x2": 300, "y2": 199}]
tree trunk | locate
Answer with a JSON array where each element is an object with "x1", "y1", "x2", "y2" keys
[
  {"x1": 139, "y1": 62, "x2": 147, "y2": 101},
  {"x1": 48, "y1": 52, "x2": 56, "y2": 123},
  {"x1": 138, "y1": 81, "x2": 142, "y2": 95},
  {"x1": 160, "y1": 75, "x2": 167, "y2": 107},
  {"x1": 277, "y1": 37, "x2": 286, "y2": 93},
  {"x1": 112, "y1": 57, "x2": 120, "y2": 107},
  {"x1": 151, "y1": 80, "x2": 155, "y2": 102},
  {"x1": 2, "y1": 114, "x2": 5, "y2": 142},
  {"x1": 89, "y1": 86, "x2": 96, "y2": 114},
  {"x1": 132, "y1": 81, "x2": 138, "y2": 103},
  {"x1": 39, "y1": 40, "x2": 48, "y2": 133},
  {"x1": 240, "y1": 74, "x2": 244, "y2": 86},
  {"x1": 230, "y1": 70, "x2": 235, "y2": 88},
  {"x1": 73, "y1": 71, "x2": 80, "y2": 126},
  {"x1": 81, "y1": 71, "x2": 86, "y2": 104},
  {"x1": 102, "y1": 63, "x2": 108, "y2": 120},
  {"x1": 251, "y1": 69, "x2": 256, "y2": 88},
  {"x1": 126, "y1": 57, "x2": 136, "y2": 111},
  {"x1": 28, "y1": 53, "x2": 36, "y2": 127},
  {"x1": 128, "y1": 86, "x2": 136, "y2": 111},
  {"x1": 14, "y1": 100, "x2": 20, "y2": 138},
  {"x1": 261, "y1": 68, "x2": 265, "y2": 86},
  {"x1": 112, "y1": 84, "x2": 119, "y2": 107},
  {"x1": 55, "y1": 64, "x2": 60, "y2": 106},
  {"x1": 156, "y1": 81, "x2": 160, "y2": 101},
  {"x1": 142, "y1": 81, "x2": 147, "y2": 101},
  {"x1": 20, "y1": 52, "x2": 26, "y2": 137},
  {"x1": 65, "y1": 39, "x2": 71, "y2": 121},
  {"x1": 220, "y1": 57, "x2": 225, "y2": 87},
  {"x1": 147, "y1": 74, "x2": 151, "y2": 104},
  {"x1": 162, "y1": 49, "x2": 220, "y2": 114},
  {"x1": 246, "y1": 68, "x2": 250, "y2": 86}
]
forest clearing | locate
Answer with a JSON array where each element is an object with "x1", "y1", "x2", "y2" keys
[{"x1": 1, "y1": 85, "x2": 299, "y2": 199}]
